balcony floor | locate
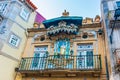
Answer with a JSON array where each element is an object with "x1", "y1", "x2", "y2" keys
[{"x1": 17, "y1": 68, "x2": 101, "y2": 78}]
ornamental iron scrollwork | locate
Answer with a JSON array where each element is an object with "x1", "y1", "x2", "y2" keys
[{"x1": 47, "y1": 54, "x2": 74, "y2": 69}]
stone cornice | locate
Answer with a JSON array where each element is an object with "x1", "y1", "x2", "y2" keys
[
  {"x1": 28, "y1": 23, "x2": 101, "y2": 32},
  {"x1": 81, "y1": 23, "x2": 101, "y2": 28},
  {"x1": 27, "y1": 28, "x2": 47, "y2": 33}
]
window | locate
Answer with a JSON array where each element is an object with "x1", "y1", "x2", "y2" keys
[
  {"x1": 0, "y1": 26, "x2": 6, "y2": 34},
  {"x1": 116, "y1": 1, "x2": 120, "y2": 8},
  {"x1": 103, "y1": 2, "x2": 108, "y2": 13},
  {"x1": 20, "y1": 8, "x2": 30, "y2": 21},
  {"x1": 82, "y1": 34, "x2": 88, "y2": 39},
  {"x1": 77, "y1": 44, "x2": 93, "y2": 69},
  {"x1": 32, "y1": 46, "x2": 48, "y2": 69},
  {"x1": 0, "y1": 3, "x2": 7, "y2": 12},
  {"x1": 40, "y1": 36, "x2": 45, "y2": 41},
  {"x1": 77, "y1": 44, "x2": 93, "y2": 50},
  {"x1": 9, "y1": 34, "x2": 20, "y2": 47}
]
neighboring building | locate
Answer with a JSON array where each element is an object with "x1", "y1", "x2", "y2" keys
[
  {"x1": 0, "y1": 0, "x2": 45, "y2": 80},
  {"x1": 33, "y1": 12, "x2": 46, "y2": 28},
  {"x1": 101, "y1": 0, "x2": 120, "y2": 80},
  {"x1": 15, "y1": 11, "x2": 108, "y2": 80}
]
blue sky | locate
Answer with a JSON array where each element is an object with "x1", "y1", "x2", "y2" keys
[{"x1": 31, "y1": 0, "x2": 101, "y2": 19}]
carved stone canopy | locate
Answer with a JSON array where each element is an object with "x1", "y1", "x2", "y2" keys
[
  {"x1": 47, "y1": 21, "x2": 78, "y2": 36},
  {"x1": 42, "y1": 15, "x2": 82, "y2": 38}
]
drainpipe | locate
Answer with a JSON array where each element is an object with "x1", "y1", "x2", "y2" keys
[
  {"x1": 105, "y1": 55, "x2": 109, "y2": 80},
  {"x1": 109, "y1": 16, "x2": 117, "y2": 44}
]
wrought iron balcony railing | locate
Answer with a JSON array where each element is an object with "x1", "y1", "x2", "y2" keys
[{"x1": 16, "y1": 55, "x2": 102, "y2": 72}]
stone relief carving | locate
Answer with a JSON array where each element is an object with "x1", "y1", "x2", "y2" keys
[
  {"x1": 78, "y1": 31, "x2": 96, "y2": 39},
  {"x1": 47, "y1": 21, "x2": 78, "y2": 36},
  {"x1": 33, "y1": 32, "x2": 46, "y2": 42}
]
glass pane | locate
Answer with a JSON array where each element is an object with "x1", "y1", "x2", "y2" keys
[
  {"x1": 32, "y1": 53, "x2": 40, "y2": 67},
  {"x1": 31, "y1": 46, "x2": 48, "y2": 69},
  {"x1": 116, "y1": 1, "x2": 120, "y2": 8},
  {"x1": 86, "y1": 51, "x2": 93, "y2": 67},
  {"x1": 77, "y1": 44, "x2": 93, "y2": 69}
]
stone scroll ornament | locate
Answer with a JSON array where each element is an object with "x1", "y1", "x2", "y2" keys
[{"x1": 47, "y1": 21, "x2": 78, "y2": 36}]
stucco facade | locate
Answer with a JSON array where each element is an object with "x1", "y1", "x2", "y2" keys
[
  {"x1": 0, "y1": 0, "x2": 45, "y2": 80},
  {"x1": 15, "y1": 11, "x2": 109, "y2": 80}
]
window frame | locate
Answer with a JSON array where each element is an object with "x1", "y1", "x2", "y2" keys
[
  {"x1": 32, "y1": 46, "x2": 48, "y2": 69},
  {"x1": 0, "y1": 3, "x2": 7, "y2": 12},
  {"x1": 77, "y1": 43, "x2": 94, "y2": 69},
  {"x1": 8, "y1": 34, "x2": 20, "y2": 47},
  {"x1": 20, "y1": 8, "x2": 30, "y2": 21},
  {"x1": 116, "y1": 1, "x2": 120, "y2": 8}
]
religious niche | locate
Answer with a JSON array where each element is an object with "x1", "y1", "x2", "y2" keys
[
  {"x1": 48, "y1": 34, "x2": 75, "y2": 50},
  {"x1": 47, "y1": 21, "x2": 78, "y2": 36},
  {"x1": 47, "y1": 38, "x2": 74, "y2": 69},
  {"x1": 54, "y1": 38, "x2": 70, "y2": 55}
]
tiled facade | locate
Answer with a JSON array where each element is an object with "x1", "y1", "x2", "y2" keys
[{"x1": 0, "y1": 0, "x2": 45, "y2": 80}]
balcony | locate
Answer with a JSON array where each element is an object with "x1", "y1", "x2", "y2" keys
[
  {"x1": 108, "y1": 9, "x2": 120, "y2": 20},
  {"x1": 108, "y1": 10, "x2": 115, "y2": 21},
  {"x1": 16, "y1": 55, "x2": 102, "y2": 77},
  {"x1": 108, "y1": 10, "x2": 120, "y2": 28},
  {"x1": 114, "y1": 49, "x2": 120, "y2": 72}
]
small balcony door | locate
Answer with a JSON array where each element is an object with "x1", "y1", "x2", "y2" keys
[
  {"x1": 77, "y1": 44, "x2": 93, "y2": 69},
  {"x1": 31, "y1": 46, "x2": 48, "y2": 70}
]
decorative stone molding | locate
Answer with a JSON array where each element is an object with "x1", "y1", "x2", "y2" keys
[
  {"x1": 94, "y1": 15, "x2": 100, "y2": 22},
  {"x1": 47, "y1": 21, "x2": 78, "y2": 36},
  {"x1": 33, "y1": 32, "x2": 46, "y2": 42},
  {"x1": 62, "y1": 10, "x2": 69, "y2": 16},
  {"x1": 78, "y1": 31, "x2": 97, "y2": 39}
]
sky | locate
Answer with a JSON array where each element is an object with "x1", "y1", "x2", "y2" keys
[{"x1": 31, "y1": 0, "x2": 101, "y2": 19}]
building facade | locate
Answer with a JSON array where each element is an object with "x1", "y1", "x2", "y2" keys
[
  {"x1": 101, "y1": 0, "x2": 120, "y2": 80},
  {"x1": 0, "y1": 0, "x2": 45, "y2": 80},
  {"x1": 15, "y1": 11, "x2": 108, "y2": 80}
]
